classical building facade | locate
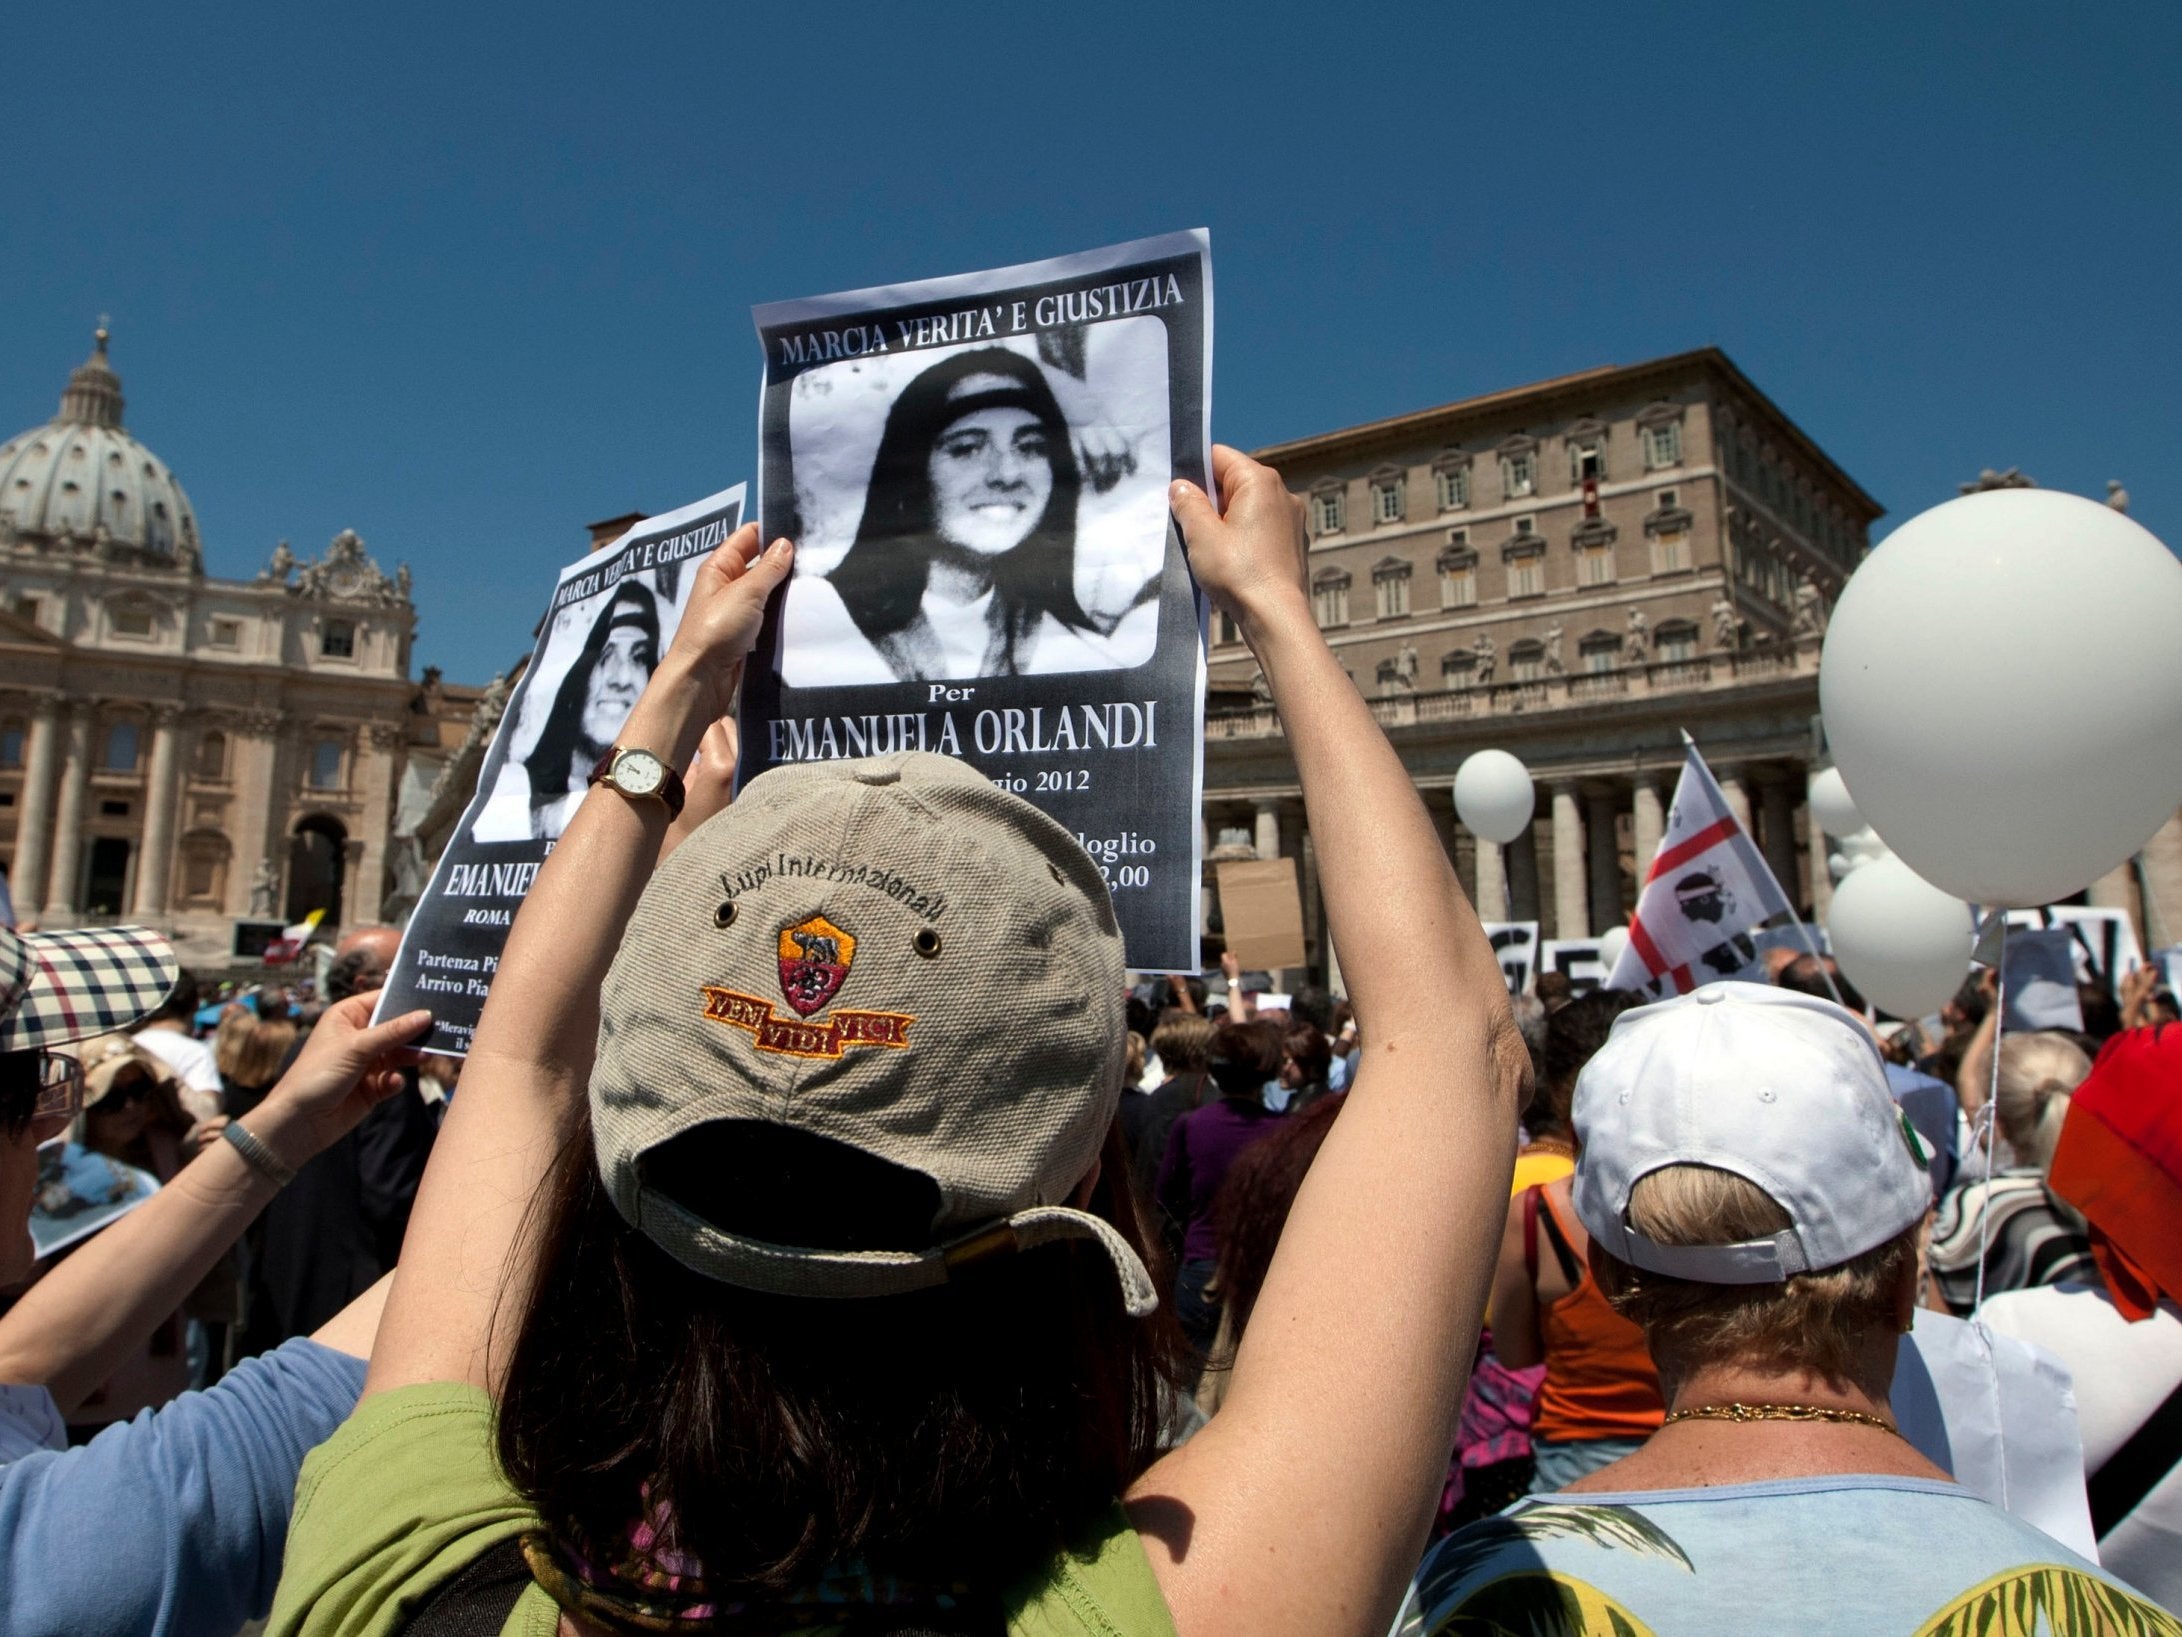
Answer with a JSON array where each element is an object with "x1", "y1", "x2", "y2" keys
[
  {"x1": 0, "y1": 330, "x2": 426, "y2": 965},
  {"x1": 1205, "y1": 347, "x2": 1882, "y2": 975}
]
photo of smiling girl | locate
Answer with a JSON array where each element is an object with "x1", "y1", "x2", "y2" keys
[{"x1": 777, "y1": 334, "x2": 1169, "y2": 685}]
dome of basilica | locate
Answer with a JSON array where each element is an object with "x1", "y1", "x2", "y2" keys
[{"x1": 0, "y1": 329, "x2": 201, "y2": 565}]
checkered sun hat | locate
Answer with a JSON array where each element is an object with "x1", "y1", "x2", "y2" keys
[{"x1": 0, "y1": 925, "x2": 180, "y2": 1053}]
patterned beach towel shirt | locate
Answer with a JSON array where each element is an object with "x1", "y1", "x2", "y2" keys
[{"x1": 1395, "y1": 1476, "x2": 2179, "y2": 1636}]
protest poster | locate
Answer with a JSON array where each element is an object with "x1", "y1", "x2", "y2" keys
[
  {"x1": 2001, "y1": 928, "x2": 2086, "y2": 1034},
  {"x1": 1485, "y1": 921, "x2": 1541, "y2": 995},
  {"x1": 2003, "y1": 904, "x2": 2144, "y2": 991},
  {"x1": 31, "y1": 1141, "x2": 158, "y2": 1260},
  {"x1": 1539, "y1": 937, "x2": 1610, "y2": 996},
  {"x1": 1215, "y1": 858, "x2": 1306, "y2": 974},
  {"x1": 377, "y1": 487, "x2": 746, "y2": 1053},
  {"x1": 740, "y1": 232, "x2": 1211, "y2": 972}
]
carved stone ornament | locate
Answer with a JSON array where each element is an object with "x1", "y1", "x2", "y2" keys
[
  {"x1": 1791, "y1": 578, "x2": 1828, "y2": 641},
  {"x1": 1571, "y1": 516, "x2": 1617, "y2": 548},
  {"x1": 257, "y1": 541, "x2": 296, "y2": 585},
  {"x1": 366, "y1": 721, "x2": 409, "y2": 750},
  {"x1": 249, "y1": 857, "x2": 281, "y2": 918},
  {"x1": 1625, "y1": 607, "x2": 1650, "y2": 662},
  {"x1": 1542, "y1": 626, "x2": 1566, "y2": 675},
  {"x1": 295, "y1": 529, "x2": 406, "y2": 605},
  {"x1": 238, "y1": 707, "x2": 284, "y2": 736}
]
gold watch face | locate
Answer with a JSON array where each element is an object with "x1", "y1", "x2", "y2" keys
[{"x1": 613, "y1": 749, "x2": 665, "y2": 797}]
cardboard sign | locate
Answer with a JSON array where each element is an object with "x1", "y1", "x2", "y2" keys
[
  {"x1": 1215, "y1": 858, "x2": 1306, "y2": 973},
  {"x1": 2002, "y1": 905, "x2": 2144, "y2": 989},
  {"x1": 1540, "y1": 937, "x2": 1609, "y2": 996},
  {"x1": 2002, "y1": 928, "x2": 2086, "y2": 1033}
]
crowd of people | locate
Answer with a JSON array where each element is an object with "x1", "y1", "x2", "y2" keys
[{"x1": 0, "y1": 448, "x2": 2176, "y2": 1634}]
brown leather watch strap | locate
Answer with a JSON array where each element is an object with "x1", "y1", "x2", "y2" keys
[{"x1": 587, "y1": 748, "x2": 687, "y2": 822}]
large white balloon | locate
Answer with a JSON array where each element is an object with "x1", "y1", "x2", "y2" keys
[
  {"x1": 1807, "y1": 767, "x2": 1865, "y2": 840},
  {"x1": 1597, "y1": 924, "x2": 1631, "y2": 975},
  {"x1": 1826, "y1": 855, "x2": 1975, "y2": 1019},
  {"x1": 1454, "y1": 750, "x2": 1535, "y2": 845},
  {"x1": 1821, "y1": 489, "x2": 2182, "y2": 907}
]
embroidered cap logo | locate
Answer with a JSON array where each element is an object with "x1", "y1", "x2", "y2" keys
[{"x1": 777, "y1": 914, "x2": 854, "y2": 1017}]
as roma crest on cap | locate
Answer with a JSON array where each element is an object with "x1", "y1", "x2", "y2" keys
[{"x1": 778, "y1": 915, "x2": 854, "y2": 1017}]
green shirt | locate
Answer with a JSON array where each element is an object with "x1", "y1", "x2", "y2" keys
[{"x1": 267, "y1": 1382, "x2": 1178, "y2": 1637}]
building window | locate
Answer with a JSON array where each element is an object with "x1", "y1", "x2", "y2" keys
[
  {"x1": 1508, "y1": 640, "x2": 1546, "y2": 682},
  {"x1": 308, "y1": 739, "x2": 344, "y2": 790},
  {"x1": 1372, "y1": 559, "x2": 1412, "y2": 619},
  {"x1": 1438, "y1": 540, "x2": 1478, "y2": 609},
  {"x1": 1214, "y1": 608, "x2": 1239, "y2": 647},
  {"x1": 0, "y1": 723, "x2": 22, "y2": 769},
  {"x1": 1441, "y1": 649, "x2": 1477, "y2": 687},
  {"x1": 1501, "y1": 451, "x2": 1536, "y2": 500},
  {"x1": 1652, "y1": 530, "x2": 1690, "y2": 575},
  {"x1": 1643, "y1": 420, "x2": 1683, "y2": 469},
  {"x1": 1435, "y1": 463, "x2": 1470, "y2": 511},
  {"x1": 1512, "y1": 513, "x2": 1536, "y2": 538},
  {"x1": 102, "y1": 721, "x2": 139, "y2": 772},
  {"x1": 193, "y1": 731, "x2": 227, "y2": 781},
  {"x1": 1506, "y1": 547, "x2": 1546, "y2": 600},
  {"x1": 1576, "y1": 539, "x2": 1615, "y2": 587},
  {"x1": 1311, "y1": 487, "x2": 1345, "y2": 536},
  {"x1": 1570, "y1": 441, "x2": 1606, "y2": 483},
  {"x1": 1655, "y1": 620, "x2": 1699, "y2": 662},
  {"x1": 208, "y1": 617, "x2": 242, "y2": 650},
  {"x1": 1371, "y1": 475, "x2": 1405, "y2": 525},
  {"x1": 1312, "y1": 569, "x2": 1351, "y2": 628},
  {"x1": 321, "y1": 620, "x2": 356, "y2": 659},
  {"x1": 13, "y1": 598, "x2": 39, "y2": 627},
  {"x1": 1580, "y1": 632, "x2": 1622, "y2": 674},
  {"x1": 111, "y1": 604, "x2": 154, "y2": 639}
]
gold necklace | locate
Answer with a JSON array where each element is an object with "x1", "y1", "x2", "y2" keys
[{"x1": 1664, "y1": 1401, "x2": 1904, "y2": 1438}]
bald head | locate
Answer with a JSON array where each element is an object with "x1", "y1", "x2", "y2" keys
[{"x1": 328, "y1": 925, "x2": 402, "y2": 1000}]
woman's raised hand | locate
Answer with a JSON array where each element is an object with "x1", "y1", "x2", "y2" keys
[
  {"x1": 1169, "y1": 445, "x2": 1310, "y2": 637},
  {"x1": 249, "y1": 994, "x2": 435, "y2": 1172},
  {"x1": 626, "y1": 524, "x2": 794, "y2": 767}
]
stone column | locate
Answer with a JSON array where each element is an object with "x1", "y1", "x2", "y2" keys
[
  {"x1": 11, "y1": 698, "x2": 62, "y2": 914},
  {"x1": 1717, "y1": 766, "x2": 1753, "y2": 833},
  {"x1": 1507, "y1": 825, "x2": 1542, "y2": 924},
  {"x1": 1551, "y1": 782, "x2": 1588, "y2": 939},
  {"x1": 1758, "y1": 774, "x2": 1801, "y2": 909},
  {"x1": 130, "y1": 705, "x2": 184, "y2": 917},
  {"x1": 1807, "y1": 778, "x2": 1835, "y2": 925},
  {"x1": 1254, "y1": 798, "x2": 1281, "y2": 861},
  {"x1": 1631, "y1": 773, "x2": 1666, "y2": 887},
  {"x1": 227, "y1": 710, "x2": 285, "y2": 918},
  {"x1": 42, "y1": 704, "x2": 93, "y2": 920},
  {"x1": 1586, "y1": 787, "x2": 1623, "y2": 935},
  {"x1": 1473, "y1": 838, "x2": 1510, "y2": 922}
]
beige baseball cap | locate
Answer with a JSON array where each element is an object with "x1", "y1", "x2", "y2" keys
[{"x1": 590, "y1": 750, "x2": 1156, "y2": 1316}]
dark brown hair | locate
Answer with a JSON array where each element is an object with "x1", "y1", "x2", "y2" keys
[
  {"x1": 495, "y1": 1111, "x2": 1188, "y2": 1603},
  {"x1": 1208, "y1": 1018, "x2": 1286, "y2": 1102},
  {"x1": 1211, "y1": 1092, "x2": 1347, "y2": 1341}
]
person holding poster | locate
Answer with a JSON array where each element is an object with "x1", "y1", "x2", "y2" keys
[
  {"x1": 745, "y1": 233, "x2": 1210, "y2": 973},
  {"x1": 270, "y1": 450, "x2": 1528, "y2": 1637}
]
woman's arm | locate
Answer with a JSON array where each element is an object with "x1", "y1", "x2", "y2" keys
[
  {"x1": 365, "y1": 528, "x2": 793, "y2": 1398},
  {"x1": 1130, "y1": 449, "x2": 1528, "y2": 1637},
  {"x1": 0, "y1": 995, "x2": 430, "y2": 1413}
]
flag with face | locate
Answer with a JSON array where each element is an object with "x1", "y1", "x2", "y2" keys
[{"x1": 1607, "y1": 741, "x2": 1795, "y2": 996}]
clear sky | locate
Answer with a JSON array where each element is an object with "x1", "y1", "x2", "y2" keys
[{"x1": 2, "y1": 2, "x2": 2174, "y2": 683}]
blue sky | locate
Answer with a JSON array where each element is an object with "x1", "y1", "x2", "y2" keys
[{"x1": 2, "y1": 2, "x2": 2174, "y2": 682}]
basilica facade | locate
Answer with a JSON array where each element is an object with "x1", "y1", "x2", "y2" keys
[{"x1": 0, "y1": 330, "x2": 430, "y2": 966}]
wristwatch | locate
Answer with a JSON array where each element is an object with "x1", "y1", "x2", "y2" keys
[{"x1": 588, "y1": 746, "x2": 686, "y2": 821}]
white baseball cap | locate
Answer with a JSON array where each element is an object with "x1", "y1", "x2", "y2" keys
[{"x1": 1571, "y1": 981, "x2": 1931, "y2": 1285}]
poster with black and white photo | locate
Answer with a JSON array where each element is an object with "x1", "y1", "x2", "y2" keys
[
  {"x1": 740, "y1": 232, "x2": 1211, "y2": 971},
  {"x1": 377, "y1": 487, "x2": 745, "y2": 1053}
]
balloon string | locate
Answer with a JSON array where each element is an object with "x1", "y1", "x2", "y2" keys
[{"x1": 1970, "y1": 912, "x2": 2007, "y2": 1510}]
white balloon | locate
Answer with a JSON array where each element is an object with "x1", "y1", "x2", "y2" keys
[
  {"x1": 1597, "y1": 925, "x2": 1631, "y2": 974},
  {"x1": 1807, "y1": 767, "x2": 1865, "y2": 840},
  {"x1": 1821, "y1": 489, "x2": 2182, "y2": 907},
  {"x1": 1453, "y1": 749, "x2": 1535, "y2": 845},
  {"x1": 1826, "y1": 855, "x2": 1975, "y2": 1019}
]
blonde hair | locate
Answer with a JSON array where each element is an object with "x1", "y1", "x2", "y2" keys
[
  {"x1": 215, "y1": 1011, "x2": 299, "y2": 1092},
  {"x1": 1593, "y1": 1163, "x2": 1915, "y2": 1385},
  {"x1": 1149, "y1": 1015, "x2": 1216, "y2": 1075},
  {"x1": 1993, "y1": 1031, "x2": 2089, "y2": 1173}
]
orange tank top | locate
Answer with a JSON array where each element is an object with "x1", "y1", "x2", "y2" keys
[{"x1": 1527, "y1": 1184, "x2": 1666, "y2": 1443}]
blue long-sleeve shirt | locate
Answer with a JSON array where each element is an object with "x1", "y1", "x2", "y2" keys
[{"x1": 0, "y1": 1338, "x2": 366, "y2": 1637}]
